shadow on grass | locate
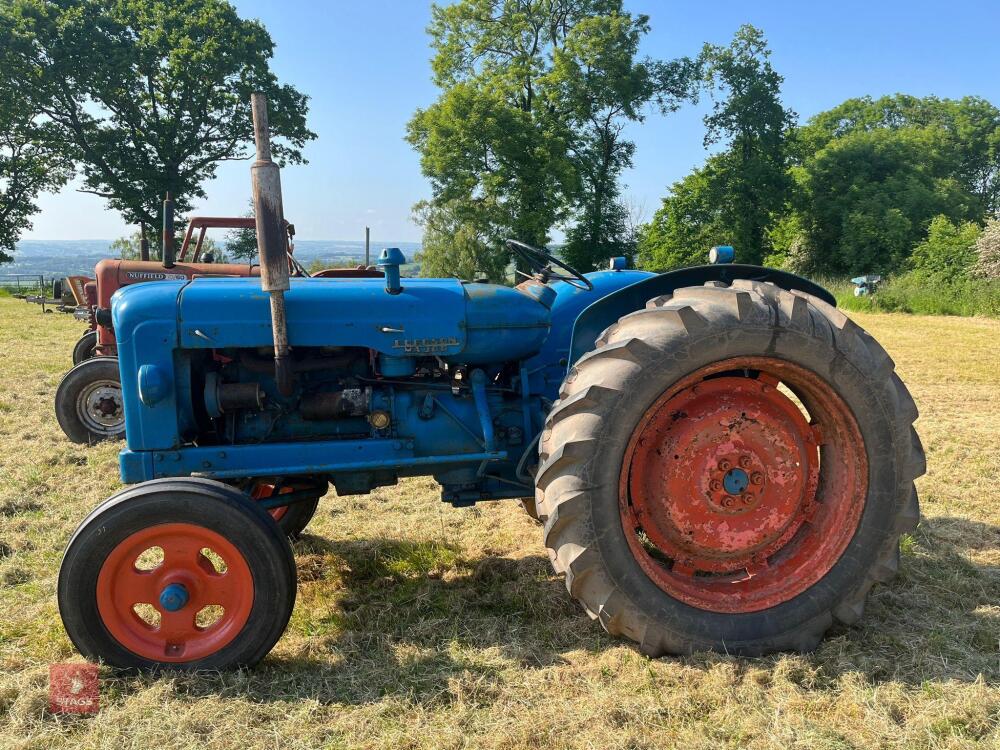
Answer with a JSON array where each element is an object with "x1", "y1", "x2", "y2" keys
[{"x1": 114, "y1": 515, "x2": 1000, "y2": 706}]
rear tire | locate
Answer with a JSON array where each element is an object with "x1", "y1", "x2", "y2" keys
[
  {"x1": 535, "y1": 281, "x2": 924, "y2": 656},
  {"x1": 55, "y1": 357, "x2": 124, "y2": 444},
  {"x1": 72, "y1": 330, "x2": 99, "y2": 365},
  {"x1": 58, "y1": 478, "x2": 296, "y2": 670}
]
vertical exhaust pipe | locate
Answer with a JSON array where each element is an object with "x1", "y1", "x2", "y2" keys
[
  {"x1": 139, "y1": 223, "x2": 150, "y2": 261},
  {"x1": 250, "y1": 92, "x2": 294, "y2": 396},
  {"x1": 162, "y1": 193, "x2": 175, "y2": 268}
]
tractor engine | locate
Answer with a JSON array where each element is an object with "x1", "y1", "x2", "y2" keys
[{"x1": 111, "y1": 263, "x2": 575, "y2": 504}]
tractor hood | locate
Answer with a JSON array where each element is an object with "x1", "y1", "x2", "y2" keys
[{"x1": 112, "y1": 276, "x2": 552, "y2": 364}]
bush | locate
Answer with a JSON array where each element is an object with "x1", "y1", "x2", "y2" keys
[
  {"x1": 974, "y1": 218, "x2": 1000, "y2": 280},
  {"x1": 909, "y1": 215, "x2": 981, "y2": 282},
  {"x1": 834, "y1": 272, "x2": 1000, "y2": 317}
]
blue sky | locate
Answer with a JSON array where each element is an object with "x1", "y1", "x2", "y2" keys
[{"x1": 25, "y1": 0, "x2": 1000, "y2": 243}]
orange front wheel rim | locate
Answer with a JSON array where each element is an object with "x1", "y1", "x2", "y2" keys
[{"x1": 96, "y1": 523, "x2": 254, "y2": 662}]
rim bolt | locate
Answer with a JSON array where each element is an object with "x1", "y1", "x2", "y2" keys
[
  {"x1": 709, "y1": 479, "x2": 722, "y2": 491},
  {"x1": 722, "y1": 497, "x2": 734, "y2": 507},
  {"x1": 741, "y1": 494, "x2": 752, "y2": 504},
  {"x1": 751, "y1": 472, "x2": 764, "y2": 485},
  {"x1": 739, "y1": 456, "x2": 752, "y2": 469},
  {"x1": 718, "y1": 459, "x2": 731, "y2": 471}
]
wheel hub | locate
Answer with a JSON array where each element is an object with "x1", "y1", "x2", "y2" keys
[
  {"x1": 79, "y1": 381, "x2": 123, "y2": 433},
  {"x1": 620, "y1": 357, "x2": 867, "y2": 613},
  {"x1": 96, "y1": 523, "x2": 254, "y2": 662},
  {"x1": 158, "y1": 583, "x2": 190, "y2": 612}
]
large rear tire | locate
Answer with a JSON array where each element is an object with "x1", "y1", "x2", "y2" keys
[
  {"x1": 55, "y1": 357, "x2": 125, "y2": 444},
  {"x1": 535, "y1": 281, "x2": 924, "y2": 656}
]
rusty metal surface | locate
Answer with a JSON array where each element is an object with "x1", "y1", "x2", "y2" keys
[
  {"x1": 619, "y1": 356, "x2": 868, "y2": 613},
  {"x1": 250, "y1": 92, "x2": 293, "y2": 395}
]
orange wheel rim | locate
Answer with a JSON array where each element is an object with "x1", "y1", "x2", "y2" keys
[
  {"x1": 96, "y1": 523, "x2": 254, "y2": 662},
  {"x1": 250, "y1": 482, "x2": 294, "y2": 522},
  {"x1": 620, "y1": 357, "x2": 868, "y2": 613}
]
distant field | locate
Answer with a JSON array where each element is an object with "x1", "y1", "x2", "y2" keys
[{"x1": 1, "y1": 296, "x2": 999, "y2": 749}]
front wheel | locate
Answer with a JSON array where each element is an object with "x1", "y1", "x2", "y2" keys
[
  {"x1": 535, "y1": 281, "x2": 925, "y2": 655},
  {"x1": 72, "y1": 330, "x2": 100, "y2": 365},
  {"x1": 58, "y1": 478, "x2": 296, "y2": 670},
  {"x1": 249, "y1": 481, "x2": 321, "y2": 538},
  {"x1": 54, "y1": 357, "x2": 124, "y2": 443}
]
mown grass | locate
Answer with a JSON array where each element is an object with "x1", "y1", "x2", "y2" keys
[{"x1": 1, "y1": 295, "x2": 999, "y2": 749}]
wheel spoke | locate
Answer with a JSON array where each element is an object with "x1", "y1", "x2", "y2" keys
[
  {"x1": 161, "y1": 537, "x2": 205, "y2": 570},
  {"x1": 158, "y1": 610, "x2": 197, "y2": 650},
  {"x1": 116, "y1": 568, "x2": 161, "y2": 604},
  {"x1": 197, "y1": 571, "x2": 245, "y2": 611}
]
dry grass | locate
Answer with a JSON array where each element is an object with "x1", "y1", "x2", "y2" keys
[{"x1": 1, "y1": 296, "x2": 999, "y2": 749}]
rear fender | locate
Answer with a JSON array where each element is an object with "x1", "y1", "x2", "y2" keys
[{"x1": 568, "y1": 264, "x2": 836, "y2": 365}]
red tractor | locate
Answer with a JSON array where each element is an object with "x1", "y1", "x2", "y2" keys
[
  {"x1": 55, "y1": 214, "x2": 292, "y2": 445},
  {"x1": 55, "y1": 212, "x2": 380, "y2": 445}
]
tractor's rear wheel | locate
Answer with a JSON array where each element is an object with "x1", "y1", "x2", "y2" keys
[
  {"x1": 55, "y1": 357, "x2": 125, "y2": 444},
  {"x1": 72, "y1": 330, "x2": 100, "y2": 365},
  {"x1": 535, "y1": 281, "x2": 924, "y2": 655},
  {"x1": 58, "y1": 478, "x2": 296, "y2": 670}
]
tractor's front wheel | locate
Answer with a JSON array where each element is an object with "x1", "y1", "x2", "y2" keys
[
  {"x1": 58, "y1": 478, "x2": 296, "y2": 670},
  {"x1": 72, "y1": 330, "x2": 100, "y2": 365},
  {"x1": 55, "y1": 357, "x2": 125, "y2": 443},
  {"x1": 249, "y1": 480, "x2": 321, "y2": 538},
  {"x1": 536, "y1": 281, "x2": 924, "y2": 655}
]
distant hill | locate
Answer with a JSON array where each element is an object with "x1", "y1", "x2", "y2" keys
[{"x1": 4, "y1": 239, "x2": 423, "y2": 280}]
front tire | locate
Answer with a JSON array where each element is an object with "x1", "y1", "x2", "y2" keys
[
  {"x1": 58, "y1": 478, "x2": 296, "y2": 670},
  {"x1": 72, "y1": 330, "x2": 100, "y2": 365},
  {"x1": 55, "y1": 357, "x2": 125, "y2": 443},
  {"x1": 536, "y1": 281, "x2": 924, "y2": 656}
]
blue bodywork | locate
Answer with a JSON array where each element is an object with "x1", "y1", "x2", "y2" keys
[
  {"x1": 110, "y1": 260, "x2": 831, "y2": 504},
  {"x1": 112, "y1": 266, "x2": 653, "y2": 502}
]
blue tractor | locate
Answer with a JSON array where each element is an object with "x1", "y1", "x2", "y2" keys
[{"x1": 57, "y1": 97, "x2": 925, "y2": 669}]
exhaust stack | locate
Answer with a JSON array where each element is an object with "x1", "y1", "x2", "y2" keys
[
  {"x1": 162, "y1": 193, "x2": 175, "y2": 268},
  {"x1": 249, "y1": 92, "x2": 294, "y2": 396}
]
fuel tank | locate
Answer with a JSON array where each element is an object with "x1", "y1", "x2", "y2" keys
[{"x1": 113, "y1": 276, "x2": 551, "y2": 365}]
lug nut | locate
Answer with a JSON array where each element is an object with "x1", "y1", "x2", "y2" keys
[
  {"x1": 709, "y1": 479, "x2": 722, "y2": 491},
  {"x1": 739, "y1": 456, "x2": 753, "y2": 469},
  {"x1": 718, "y1": 459, "x2": 731, "y2": 471},
  {"x1": 751, "y1": 472, "x2": 764, "y2": 485}
]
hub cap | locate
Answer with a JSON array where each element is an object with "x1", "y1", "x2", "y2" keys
[
  {"x1": 620, "y1": 357, "x2": 868, "y2": 613},
  {"x1": 96, "y1": 523, "x2": 254, "y2": 662},
  {"x1": 77, "y1": 380, "x2": 123, "y2": 435}
]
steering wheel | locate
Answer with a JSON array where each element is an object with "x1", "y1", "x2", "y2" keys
[{"x1": 506, "y1": 239, "x2": 593, "y2": 291}]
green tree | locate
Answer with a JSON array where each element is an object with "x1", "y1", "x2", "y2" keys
[
  {"x1": 224, "y1": 204, "x2": 259, "y2": 262},
  {"x1": 0, "y1": 0, "x2": 315, "y2": 234},
  {"x1": 699, "y1": 25, "x2": 795, "y2": 263},
  {"x1": 797, "y1": 94, "x2": 1000, "y2": 216},
  {"x1": 0, "y1": 79, "x2": 71, "y2": 263},
  {"x1": 407, "y1": 0, "x2": 695, "y2": 275},
  {"x1": 792, "y1": 128, "x2": 974, "y2": 275},
  {"x1": 413, "y1": 200, "x2": 510, "y2": 282},
  {"x1": 552, "y1": 13, "x2": 697, "y2": 270},
  {"x1": 637, "y1": 159, "x2": 727, "y2": 269},
  {"x1": 638, "y1": 25, "x2": 793, "y2": 269},
  {"x1": 909, "y1": 215, "x2": 981, "y2": 282}
]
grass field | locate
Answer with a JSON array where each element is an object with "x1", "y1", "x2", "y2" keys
[{"x1": 1, "y1": 295, "x2": 999, "y2": 749}]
